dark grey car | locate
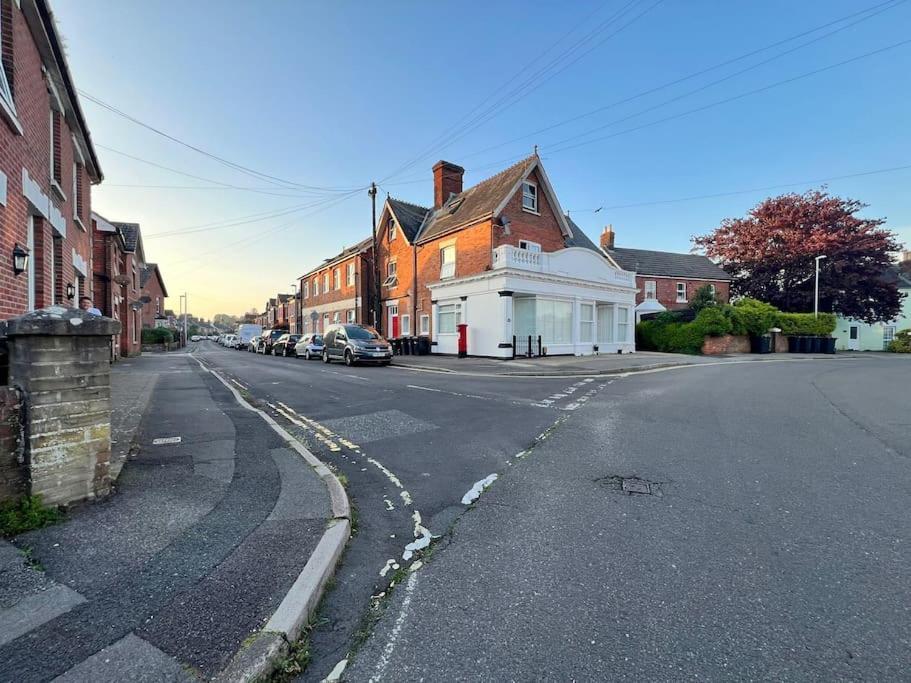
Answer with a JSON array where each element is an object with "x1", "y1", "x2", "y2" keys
[{"x1": 322, "y1": 324, "x2": 392, "y2": 366}]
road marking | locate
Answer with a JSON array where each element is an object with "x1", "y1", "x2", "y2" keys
[
  {"x1": 461, "y1": 473, "x2": 498, "y2": 505},
  {"x1": 407, "y1": 384, "x2": 442, "y2": 392},
  {"x1": 152, "y1": 436, "x2": 181, "y2": 445},
  {"x1": 370, "y1": 571, "x2": 419, "y2": 683}
]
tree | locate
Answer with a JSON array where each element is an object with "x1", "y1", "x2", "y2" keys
[
  {"x1": 689, "y1": 284, "x2": 717, "y2": 312},
  {"x1": 694, "y1": 189, "x2": 902, "y2": 324}
]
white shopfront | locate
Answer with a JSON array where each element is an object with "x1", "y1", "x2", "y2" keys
[{"x1": 427, "y1": 245, "x2": 637, "y2": 357}]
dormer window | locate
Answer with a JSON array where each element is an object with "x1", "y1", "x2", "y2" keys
[{"x1": 522, "y1": 181, "x2": 538, "y2": 213}]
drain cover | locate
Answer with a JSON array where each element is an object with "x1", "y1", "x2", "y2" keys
[{"x1": 621, "y1": 478, "x2": 651, "y2": 495}]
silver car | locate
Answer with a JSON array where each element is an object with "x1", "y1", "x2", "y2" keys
[{"x1": 293, "y1": 333, "x2": 324, "y2": 360}]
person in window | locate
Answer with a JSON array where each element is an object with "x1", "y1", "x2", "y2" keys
[{"x1": 80, "y1": 296, "x2": 102, "y2": 316}]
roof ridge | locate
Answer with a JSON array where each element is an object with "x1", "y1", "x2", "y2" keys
[
  {"x1": 454, "y1": 154, "x2": 538, "y2": 200},
  {"x1": 388, "y1": 196, "x2": 432, "y2": 214}
]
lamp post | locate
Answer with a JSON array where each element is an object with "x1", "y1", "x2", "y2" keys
[{"x1": 814, "y1": 255, "x2": 827, "y2": 318}]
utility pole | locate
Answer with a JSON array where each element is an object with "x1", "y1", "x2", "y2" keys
[
  {"x1": 368, "y1": 182, "x2": 381, "y2": 333},
  {"x1": 182, "y1": 292, "x2": 188, "y2": 345}
]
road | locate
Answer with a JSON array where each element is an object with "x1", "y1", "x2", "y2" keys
[{"x1": 195, "y1": 345, "x2": 911, "y2": 680}]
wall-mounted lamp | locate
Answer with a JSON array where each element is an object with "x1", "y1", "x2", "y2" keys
[
  {"x1": 12, "y1": 244, "x2": 29, "y2": 275},
  {"x1": 66, "y1": 283, "x2": 76, "y2": 300}
]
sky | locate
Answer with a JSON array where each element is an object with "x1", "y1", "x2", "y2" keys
[{"x1": 52, "y1": 0, "x2": 911, "y2": 320}]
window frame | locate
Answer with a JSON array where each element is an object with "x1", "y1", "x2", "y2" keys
[
  {"x1": 346, "y1": 262, "x2": 355, "y2": 287},
  {"x1": 419, "y1": 314, "x2": 430, "y2": 335},
  {"x1": 644, "y1": 280, "x2": 657, "y2": 300},
  {"x1": 437, "y1": 302, "x2": 462, "y2": 334},
  {"x1": 346, "y1": 309, "x2": 355, "y2": 324},
  {"x1": 0, "y1": 4, "x2": 20, "y2": 132},
  {"x1": 676, "y1": 282, "x2": 687, "y2": 303},
  {"x1": 333, "y1": 267, "x2": 341, "y2": 290},
  {"x1": 303, "y1": 281, "x2": 309, "y2": 299},
  {"x1": 440, "y1": 244, "x2": 456, "y2": 280},
  {"x1": 401, "y1": 313, "x2": 411, "y2": 336},
  {"x1": 323, "y1": 272, "x2": 330, "y2": 293},
  {"x1": 521, "y1": 181, "x2": 538, "y2": 213},
  {"x1": 518, "y1": 239, "x2": 541, "y2": 252},
  {"x1": 580, "y1": 303, "x2": 595, "y2": 344},
  {"x1": 389, "y1": 218, "x2": 397, "y2": 241},
  {"x1": 312, "y1": 278, "x2": 319, "y2": 296}
]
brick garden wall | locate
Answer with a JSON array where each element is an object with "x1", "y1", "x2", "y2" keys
[{"x1": 0, "y1": 386, "x2": 24, "y2": 502}]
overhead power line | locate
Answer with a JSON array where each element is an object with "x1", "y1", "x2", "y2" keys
[
  {"x1": 567, "y1": 163, "x2": 911, "y2": 213},
  {"x1": 81, "y1": 89, "x2": 364, "y2": 193},
  {"x1": 143, "y1": 200, "x2": 335, "y2": 239}
]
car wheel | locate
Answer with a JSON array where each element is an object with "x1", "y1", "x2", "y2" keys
[
  {"x1": 322, "y1": 350, "x2": 330, "y2": 364},
  {"x1": 304, "y1": 350, "x2": 311, "y2": 360},
  {"x1": 344, "y1": 350, "x2": 355, "y2": 367}
]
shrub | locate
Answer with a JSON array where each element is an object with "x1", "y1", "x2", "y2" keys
[
  {"x1": 0, "y1": 496, "x2": 61, "y2": 537},
  {"x1": 887, "y1": 328, "x2": 911, "y2": 353},
  {"x1": 142, "y1": 328, "x2": 174, "y2": 344},
  {"x1": 777, "y1": 312, "x2": 836, "y2": 336},
  {"x1": 720, "y1": 304, "x2": 748, "y2": 336},
  {"x1": 689, "y1": 284, "x2": 718, "y2": 313},
  {"x1": 635, "y1": 320, "x2": 705, "y2": 354},
  {"x1": 732, "y1": 298, "x2": 779, "y2": 337},
  {"x1": 692, "y1": 306, "x2": 732, "y2": 337}
]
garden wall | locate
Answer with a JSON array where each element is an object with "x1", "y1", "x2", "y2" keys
[
  {"x1": 702, "y1": 335, "x2": 750, "y2": 355},
  {"x1": 0, "y1": 387, "x2": 25, "y2": 501}
]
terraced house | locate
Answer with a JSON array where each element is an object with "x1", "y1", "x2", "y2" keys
[
  {"x1": 374, "y1": 156, "x2": 637, "y2": 357},
  {"x1": 297, "y1": 237, "x2": 372, "y2": 334},
  {"x1": 0, "y1": 0, "x2": 102, "y2": 320}
]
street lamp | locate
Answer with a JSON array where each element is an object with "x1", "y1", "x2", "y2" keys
[{"x1": 814, "y1": 255, "x2": 827, "y2": 318}]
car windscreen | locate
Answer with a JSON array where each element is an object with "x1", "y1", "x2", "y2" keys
[
  {"x1": 346, "y1": 326, "x2": 380, "y2": 340},
  {"x1": 312, "y1": 336, "x2": 323, "y2": 344}
]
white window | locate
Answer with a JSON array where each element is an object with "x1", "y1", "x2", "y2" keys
[
  {"x1": 521, "y1": 181, "x2": 538, "y2": 212},
  {"x1": 0, "y1": 5, "x2": 15, "y2": 116},
  {"x1": 883, "y1": 325, "x2": 896, "y2": 350},
  {"x1": 323, "y1": 312, "x2": 329, "y2": 328},
  {"x1": 420, "y1": 314, "x2": 430, "y2": 335},
  {"x1": 347, "y1": 309, "x2": 355, "y2": 324},
  {"x1": 346, "y1": 263, "x2": 355, "y2": 286},
  {"x1": 709, "y1": 284, "x2": 716, "y2": 297},
  {"x1": 333, "y1": 311, "x2": 340, "y2": 323},
  {"x1": 384, "y1": 260, "x2": 397, "y2": 287},
  {"x1": 323, "y1": 273, "x2": 330, "y2": 293},
  {"x1": 440, "y1": 244, "x2": 456, "y2": 280},
  {"x1": 333, "y1": 268, "x2": 341, "y2": 290},
  {"x1": 536, "y1": 299, "x2": 573, "y2": 344},
  {"x1": 401, "y1": 314, "x2": 411, "y2": 336},
  {"x1": 313, "y1": 278, "x2": 319, "y2": 296},
  {"x1": 519, "y1": 240, "x2": 541, "y2": 252},
  {"x1": 389, "y1": 218, "x2": 397, "y2": 241},
  {"x1": 580, "y1": 303, "x2": 594, "y2": 343},
  {"x1": 644, "y1": 280, "x2": 657, "y2": 300},
  {"x1": 303, "y1": 281, "x2": 309, "y2": 299},
  {"x1": 618, "y1": 306, "x2": 630, "y2": 342},
  {"x1": 676, "y1": 282, "x2": 687, "y2": 303},
  {"x1": 597, "y1": 305, "x2": 614, "y2": 343},
  {"x1": 438, "y1": 303, "x2": 462, "y2": 334}
]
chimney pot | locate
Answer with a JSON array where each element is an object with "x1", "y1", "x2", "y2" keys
[
  {"x1": 433, "y1": 160, "x2": 464, "y2": 210},
  {"x1": 600, "y1": 224, "x2": 615, "y2": 251}
]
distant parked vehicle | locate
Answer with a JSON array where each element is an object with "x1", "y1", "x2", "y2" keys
[
  {"x1": 272, "y1": 334, "x2": 301, "y2": 356},
  {"x1": 322, "y1": 324, "x2": 392, "y2": 366},
  {"x1": 190, "y1": 335, "x2": 201, "y2": 342},
  {"x1": 248, "y1": 336, "x2": 261, "y2": 352},
  {"x1": 208, "y1": 335, "x2": 218, "y2": 341},
  {"x1": 259, "y1": 329, "x2": 286, "y2": 354},
  {"x1": 223, "y1": 334, "x2": 238, "y2": 348},
  {"x1": 216, "y1": 335, "x2": 224, "y2": 345},
  {"x1": 293, "y1": 333, "x2": 324, "y2": 360},
  {"x1": 235, "y1": 323, "x2": 262, "y2": 350}
]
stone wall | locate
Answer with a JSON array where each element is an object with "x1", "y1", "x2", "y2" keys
[
  {"x1": 0, "y1": 386, "x2": 24, "y2": 501},
  {"x1": 4, "y1": 306, "x2": 120, "y2": 506}
]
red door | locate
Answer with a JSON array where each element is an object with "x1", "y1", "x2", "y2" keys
[{"x1": 391, "y1": 315, "x2": 400, "y2": 338}]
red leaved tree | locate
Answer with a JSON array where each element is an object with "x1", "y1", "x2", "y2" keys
[{"x1": 694, "y1": 189, "x2": 903, "y2": 323}]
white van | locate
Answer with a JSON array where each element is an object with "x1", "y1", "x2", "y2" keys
[{"x1": 235, "y1": 324, "x2": 263, "y2": 350}]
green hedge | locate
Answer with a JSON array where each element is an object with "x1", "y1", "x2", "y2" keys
[
  {"x1": 777, "y1": 312, "x2": 836, "y2": 336},
  {"x1": 141, "y1": 328, "x2": 174, "y2": 344},
  {"x1": 887, "y1": 328, "x2": 911, "y2": 353}
]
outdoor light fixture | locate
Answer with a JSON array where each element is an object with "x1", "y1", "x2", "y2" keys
[
  {"x1": 66, "y1": 283, "x2": 76, "y2": 300},
  {"x1": 12, "y1": 243, "x2": 29, "y2": 275}
]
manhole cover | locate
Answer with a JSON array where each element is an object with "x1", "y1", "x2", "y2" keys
[{"x1": 621, "y1": 478, "x2": 651, "y2": 495}]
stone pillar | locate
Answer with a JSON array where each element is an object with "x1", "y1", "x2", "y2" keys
[{"x1": 4, "y1": 306, "x2": 121, "y2": 506}]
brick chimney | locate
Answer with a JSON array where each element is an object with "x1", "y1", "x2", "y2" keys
[
  {"x1": 433, "y1": 160, "x2": 464, "y2": 209},
  {"x1": 600, "y1": 224, "x2": 615, "y2": 251}
]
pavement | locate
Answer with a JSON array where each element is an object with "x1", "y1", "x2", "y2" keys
[
  {"x1": 345, "y1": 354, "x2": 911, "y2": 680},
  {"x1": 0, "y1": 351, "x2": 343, "y2": 682},
  {"x1": 389, "y1": 348, "x2": 858, "y2": 376}
]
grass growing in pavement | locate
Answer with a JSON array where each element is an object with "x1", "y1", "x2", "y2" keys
[{"x1": 0, "y1": 496, "x2": 61, "y2": 537}]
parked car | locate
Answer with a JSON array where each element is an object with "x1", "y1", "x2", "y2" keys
[
  {"x1": 190, "y1": 335, "x2": 201, "y2": 342},
  {"x1": 322, "y1": 324, "x2": 392, "y2": 366},
  {"x1": 223, "y1": 334, "x2": 238, "y2": 348},
  {"x1": 235, "y1": 323, "x2": 262, "y2": 350},
  {"x1": 259, "y1": 329, "x2": 287, "y2": 354},
  {"x1": 208, "y1": 335, "x2": 218, "y2": 341},
  {"x1": 248, "y1": 335, "x2": 261, "y2": 352},
  {"x1": 293, "y1": 333, "x2": 324, "y2": 360},
  {"x1": 272, "y1": 334, "x2": 301, "y2": 356}
]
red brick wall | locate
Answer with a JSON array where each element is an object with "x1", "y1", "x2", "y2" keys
[
  {"x1": 636, "y1": 276, "x2": 730, "y2": 310},
  {"x1": 0, "y1": 0, "x2": 94, "y2": 321},
  {"x1": 119, "y1": 253, "x2": 142, "y2": 356},
  {"x1": 299, "y1": 250, "x2": 372, "y2": 332},
  {"x1": 492, "y1": 169, "x2": 566, "y2": 253},
  {"x1": 702, "y1": 334, "x2": 750, "y2": 355},
  {"x1": 140, "y1": 269, "x2": 166, "y2": 327}
]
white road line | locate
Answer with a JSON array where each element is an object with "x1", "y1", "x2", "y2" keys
[
  {"x1": 370, "y1": 572, "x2": 419, "y2": 683},
  {"x1": 407, "y1": 384, "x2": 442, "y2": 392}
]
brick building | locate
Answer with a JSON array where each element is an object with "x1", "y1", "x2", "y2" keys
[
  {"x1": 140, "y1": 262, "x2": 168, "y2": 328},
  {"x1": 1, "y1": 0, "x2": 102, "y2": 320},
  {"x1": 601, "y1": 228, "x2": 731, "y2": 312},
  {"x1": 373, "y1": 156, "x2": 637, "y2": 356},
  {"x1": 297, "y1": 238, "x2": 373, "y2": 335}
]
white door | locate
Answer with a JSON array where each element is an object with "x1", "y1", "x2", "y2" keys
[{"x1": 847, "y1": 325, "x2": 860, "y2": 351}]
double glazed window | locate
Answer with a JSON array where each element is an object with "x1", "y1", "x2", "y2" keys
[
  {"x1": 323, "y1": 273, "x2": 330, "y2": 293},
  {"x1": 580, "y1": 303, "x2": 594, "y2": 343},
  {"x1": 0, "y1": 3, "x2": 16, "y2": 117},
  {"x1": 522, "y1": 181, "x2": 538, "y2": 212},
  {"x1": 644, "y1": 281, "x2": 657, "y2": 300},
  {"x1": 676, "y1": 282, "x2": 687, "y2": 303},
  {"x1": 518, "y1": 240, "x2": 541, "y2": 252},
  {"x1": 347, "y1": 263, "x2": 355, "y2": 286},
  {"x1": 440, "y1": 244, "x2": 455, "y2": 279},
  {"x1": 618, "y1": 307, "x2": 630, "y2": 342},
  {"x1": 401, "y1": 314, "x2": 411, "y2": 336},
  {"x1": 384, "y1": 260, "x2": 397, "y2": 287},
  {"x1": 333, "y1": 268, "x2": 340, "y2": 290},
  {"x1": 438, "y1": 303, "x2": 462, "y2": 334},
  {"x1": 420, "y1": 314, "x2": 430, "y2": 335}
]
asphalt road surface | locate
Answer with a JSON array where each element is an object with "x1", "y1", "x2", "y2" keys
[{"x1": 196, "y1": 345, "x2": 911, "y2": 681}]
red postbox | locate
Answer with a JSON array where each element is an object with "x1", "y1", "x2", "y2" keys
[{"x1": 457, "y1": 323, "x2": 468, "y2": 358}]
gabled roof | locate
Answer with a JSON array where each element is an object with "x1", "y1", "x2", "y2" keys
[
  {"x1": 386, "y1": 198, "x2": 430, "y2": 242},
  {"x1": 140, "y1": 263, "x2": 168, "y2": 297},
  {"x1": 883, "y1": 264, "x2": 911, "y2": 289},
  {"x1": 607, "y1": 247, "x2": 732, "y2": 280},
  {"x1": 112, "y1": 222, "x2": 140, "y2": 253},
  {"x1": 411, "y1": 155, "x2": 572, "y2": 244},
  {"x1": 562, "y1": 215, "x2": 601, "y2": 253},
  {"x1": 299, "y1": 236, "x2": 372, "y2": 279},
  {"x1": 277, "y1": 293, "x2": 292, "y2": 304}
]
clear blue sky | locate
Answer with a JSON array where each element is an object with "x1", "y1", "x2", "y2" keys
[{"x1": 53, "y1": 0, "x2": 911, "y2": 319}]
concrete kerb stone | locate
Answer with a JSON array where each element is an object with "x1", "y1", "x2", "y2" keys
[{"x1": 191, "y1": 356, "x2": 351, "y2": 681}]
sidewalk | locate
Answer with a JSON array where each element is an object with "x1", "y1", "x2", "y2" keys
[{"x1": 0, "y1": 353, "x2": 346, "y2": 682}]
